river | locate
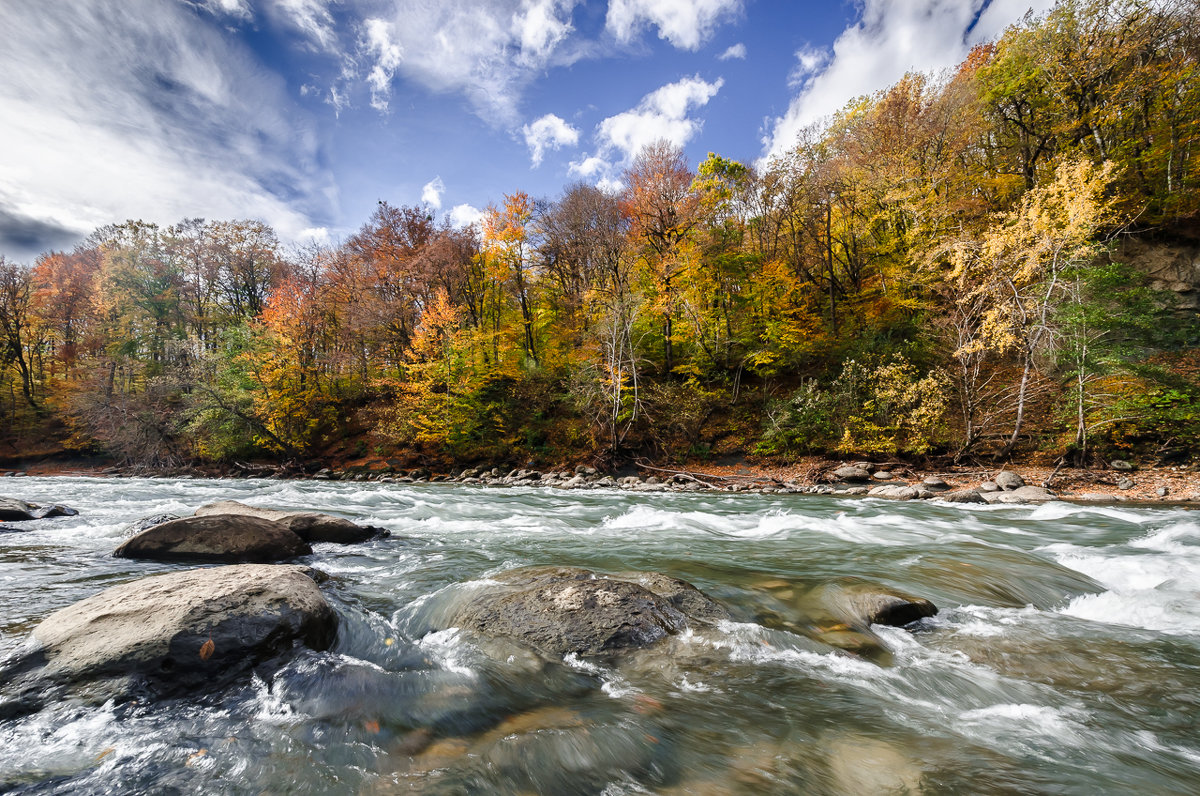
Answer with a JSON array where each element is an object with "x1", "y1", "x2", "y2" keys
[{"x1": 1, "y1": 476, "x2": 1198, "y2": 794}]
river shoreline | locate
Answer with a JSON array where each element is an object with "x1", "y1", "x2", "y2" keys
[{"x1": 5, "y1": 455, "x2": 1198, "y2": 507}]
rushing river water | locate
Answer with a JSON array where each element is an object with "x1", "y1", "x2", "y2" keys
[{"x1": 1, "y1": 477, "x2": 1198, "y2": 795}]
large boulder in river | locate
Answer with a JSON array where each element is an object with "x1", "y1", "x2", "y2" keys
[
  {"x1": 114, "y1": 515, "x2": 311, "y2": 563},
  {"x1": 194, "y1": 499, "x2": 386, "y2": 543},
  {"x1": 428, "y1": 567, "x2": 729, "y2": 659},
  {"x1": 0, "y1": 497, "x2": 78, "y2": 521},
  {"x1": 0, "y1": 565, "x2": 336, "y2": 714}
]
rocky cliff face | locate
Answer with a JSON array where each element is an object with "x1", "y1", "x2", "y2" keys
[{"x1": 1114, "y1": 235, "x2": 1200, "y2": 310}]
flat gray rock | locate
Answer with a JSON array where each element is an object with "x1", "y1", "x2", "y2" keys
[
  {"x1": 986, "y1": 485, "x2": 1056, "y2": 504},
  {"x1": 939, "y1": 488, "x2": 986, "y2": 504},
  {"x1": 114, "y1": 514, "x2": 311, "y2": 563},
  {"x1": 868, "y1": 484, "x2": 919, "y2": 500},
  {"x1": 832, "y1": 466, "x2": 871, "y2": 483},
  {"x1": 194, "y1": 500, "x2": 386, "y2": 543}
]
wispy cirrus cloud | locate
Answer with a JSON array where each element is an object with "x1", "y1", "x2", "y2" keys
[{"x1": 0, "y1": 0, "x2": 335, "y2": 260}]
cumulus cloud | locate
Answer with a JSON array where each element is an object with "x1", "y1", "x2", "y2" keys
[
  {"x1": 566, "y1": 74, "x2": 721, "y2": 191},
  {"x1": 421, "y1": 176, "x2": 446, "y2": 209},
  {"x1": 761, "y1": 0, "x2": 1056, "y2": 163},
  {"x1": 606, "y1": 0, "x2": 743, "y2": 50},
  {"x1": 0, "y1": 0, "x2": 334, "y2": 260},
  {"x1": 449, "y1": 203, "x2": 485, "y2": 229},
  {"x1": 567, "y1": 155, "x2": 609, "y2": 179},
  {"x1": 358, "y1": 0, "x2": 581, "y2": 124},
  {"x1": 522, "y1": 113, "x2": 580, "y2": 167},
  {"x1": 718, "y1": 42, "x2": 746, "y2": 60},
  {"x1": 596, "y1": 74, "x2": 723, "y2": 162}
]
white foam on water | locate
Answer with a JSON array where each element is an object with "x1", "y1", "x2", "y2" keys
[
  {"x1": 417, "y1": 628, "x2": 480, "y2": 678},
  {"x1": 672, "y1": 675, "x2": 713, "y2": 693},
  {"x1": 251, "y1": 673, "x2": 306, "y2": 724},
  {"x1": 0, "y1": 702, "x2": 123, "y2": 774},
  {"x1": 563, "y1": 653, "x2": 639, "y2": 698},
  {"x1": 955, "y1": 702, "x2": 1090, "y2": 758},
  {"x1": 601, "y1": 504, "x2": 791, "y2": 539},
  {"x1": 1060, "y1": 586, "x2": 1200, "y2": 635},
  {"x1": 1027, "y1": 501, "x2": 1163, "y2": 525},
  {"x1": 1044, "y1": 520, "x2": 1200, "y2": 635}
]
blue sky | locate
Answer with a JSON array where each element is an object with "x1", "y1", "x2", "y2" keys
[{"x1": 0, "y1": 0, "x2": 1053, "y2": 261}]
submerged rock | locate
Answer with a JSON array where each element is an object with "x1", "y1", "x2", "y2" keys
[
  {"x1": 194, "y1": 499, "x2": 387, "y2": 543},
  {"x1": 427, "y1": 566, "x2": 728, "y2": 659},
  {"x1": 114, "y1": 514, "x2": 311, "y2": 563},
  {"x1": 800, "y1": 577, "x2": 938, "y2": 630},
  {"x1": 0, "y1": 565, "x2": 336, "y2": 713},
  {"x1": 0, "y1": 497, "x2": 78, "y2": 521}
]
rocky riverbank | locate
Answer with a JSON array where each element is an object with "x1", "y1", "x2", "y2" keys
[{"x1": 7, "y1": 456, "x2": 1197, "y2": 506}]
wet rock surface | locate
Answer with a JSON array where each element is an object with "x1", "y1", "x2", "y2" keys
[
  {"x1": 0, "y1": 565, "x2": 336, "y2": 714},
  {"x1": 800, "y1": 577, "x2": 938, "y2": 630},
  {"x1": 114, "y1": 514, "x2": 312, "y2": 563},
  {"x1": 436, "y1": 566, "x2": 729, "y2": 659},
  {"x1": 0, "y1": 497, "x2": 78, "y2": 521},
  {"x1": 194, "y1": 499, "x2": 387, "y2": 543},
  {"x1": 117, "y1": 513, "x2": 181, "y2": 537}
]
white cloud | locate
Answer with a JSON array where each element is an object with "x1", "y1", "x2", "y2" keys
[
  {"x1": 718, "y1": 42, "x2": 746, "y2": 61},
  {"x1": 358, "y1": 0, "x2": 581, "y2": 125},
  {"x1": 0, "y1": 0, "x2": 334, "y2": 260},
  {"x1": 268, "y1": 0, "x2": 338, "y2": 51},
  {"x1": 566, "y1": 75, "x2": 721, "y2": 192},
  {"x1": 761, "y1": 0, "x2": 1056, "y2": 163},
  {"x1": 194, "y1": 0, "x2": 253, "y2": 20},
  {"x1": 522, "y1": 113, "x2": 580, "y2": 167},
  {"x1": 421, "y1": 176, "x2": 446, "y2": 209},
  {"x1": 595, "y1": 176, "x2": 624, "y2": 194},
  {"x1": 596, "y1": 74, "x2": 723, "y2": 163},
  {"x1": 362, "y1": 17, "x2": 403, "y2": 111},
  {"x1": 788, "y1": 45, "x2": 828, "y2": 87},
  {"x1": 449, "y1": 203, "x2": 484, "y2": 229},
  {"x1": 567, "y1": 155, "x2": 609, "y2": 179},
  {"x1": 606, "y1": 0, "x2": 742, "y2": 50},
  {"x1": 514, "y1": 0, "x2": 575, "y2": 66}
]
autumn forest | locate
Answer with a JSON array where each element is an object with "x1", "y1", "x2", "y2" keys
[{"x1": 3, "y1": 0, "x2": 1199, "y2": 472}]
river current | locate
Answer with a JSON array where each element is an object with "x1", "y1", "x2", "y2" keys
[{"x1": 1, "y1": 476, "x2": 1198, "y2": 794}]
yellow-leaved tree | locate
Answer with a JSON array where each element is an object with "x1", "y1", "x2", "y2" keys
[{"x1": 950, "y1": 157, "x2": 1117, "y2": 457}]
